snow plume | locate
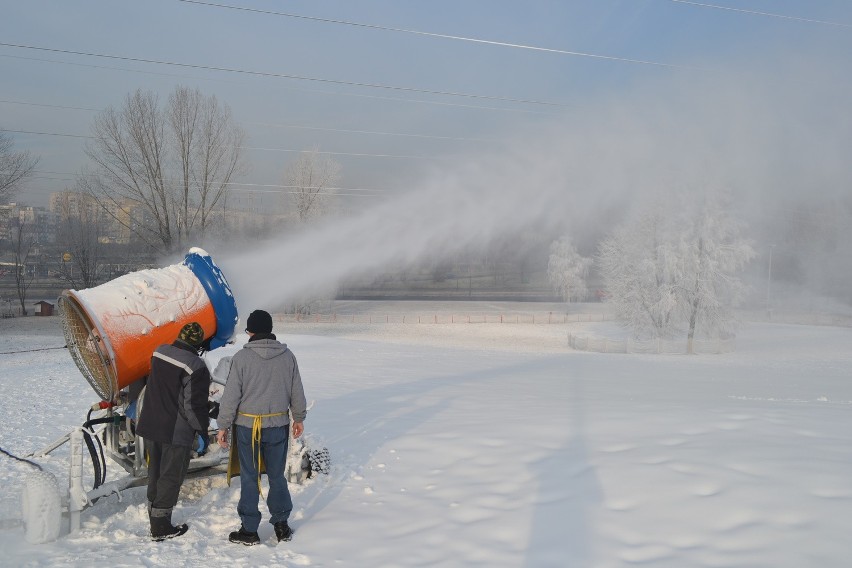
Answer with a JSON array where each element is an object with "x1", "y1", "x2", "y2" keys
[
  {"x1": 222, "y1": 147, "x2": 581, "y2": 311},
  {"x1": 219, "y1": 52, "x2": 852, "y2": 313}
]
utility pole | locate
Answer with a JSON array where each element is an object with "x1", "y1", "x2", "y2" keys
[{"x1": 766, "y1": 244, "x2": 776, "y2": 319}]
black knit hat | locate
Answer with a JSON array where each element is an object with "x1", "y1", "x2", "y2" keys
[
  {"x1": 178, "y1": 321, "x2": 205, "y2": 346},
  {"x1": 246, "y1": 309, "x2": 273, "y2": 334}
]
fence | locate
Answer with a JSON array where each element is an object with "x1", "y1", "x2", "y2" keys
[
  {"x1": 272, "y1": 312, "x2": 745, "y2": 354},
  {"x1": 567, "y1": 332, "x2": 736, "y2": 354},
  {"x1": 275, "y1": 312, "x2": 611, "y2": 325}
]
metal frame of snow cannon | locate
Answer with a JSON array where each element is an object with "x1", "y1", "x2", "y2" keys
[
  {"x1": 30, "y1": 413, "x2": 229, "y2": 538},
  {"x1": 25, "y1": 249, "x2": 328, "y2": 541},
  {"x1": 30, "y1": 396, "x2": 323, "y2": 538},
  {"x1": 25, "y1": 249, "x2": 238, "y2": 538}
]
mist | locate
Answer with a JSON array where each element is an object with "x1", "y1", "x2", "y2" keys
[{"x1": 218, "y1": 50, "x2": 852, "y2": 315}]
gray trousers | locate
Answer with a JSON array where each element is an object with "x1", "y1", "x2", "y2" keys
[{"x1": 145, "y1": 440, "x2": 192, "y2": 511}]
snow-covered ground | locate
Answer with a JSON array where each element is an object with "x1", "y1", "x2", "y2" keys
[{"x1": 1, "y1": 302, "x2": 851, "y2": 567}]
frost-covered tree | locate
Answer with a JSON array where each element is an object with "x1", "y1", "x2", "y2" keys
[
  {"x1": 598, "y1": 207, "x2": 682, "y2": 338},
  {"x1": 677, "y1": 191, "x2": 754, "y2": 353},
  {"x1": 598, "y1": 189, "x2": 754, "y2": 349},
  {"x1": 547, "y1": 236, "x2": 592, "y2": 302}
]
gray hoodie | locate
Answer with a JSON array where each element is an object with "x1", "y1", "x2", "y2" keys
[{"x1": 216, "y1": 338, "x2": 307, "y2": 431}]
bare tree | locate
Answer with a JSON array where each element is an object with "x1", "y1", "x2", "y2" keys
[
  {"x1": 284, "y1": 146, "x2": 341, "y2": 223},
  {"x1": 54, "y1": 192, "x2": 104, "y2": 289},
  {"x1": 168, "y1": 86, "x2": 245, "y2": 238},
  {"x1": 83, "y1": 87, "x2": 245, "y2": 253},
  {"x1": 11, "y1": 220, "x2": 36, "y2": 315},
  {"x1": 0, "y1": 131, "x2": 39, "y2": 203}
]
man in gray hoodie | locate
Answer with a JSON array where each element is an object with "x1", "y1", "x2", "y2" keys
[{"x1": 216, "y1": 309, "x2": 307, "y2": 546}]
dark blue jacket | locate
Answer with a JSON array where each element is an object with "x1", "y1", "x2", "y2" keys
[{"x1": 137, "y1": 340, "x2": 211, "y2": 447}]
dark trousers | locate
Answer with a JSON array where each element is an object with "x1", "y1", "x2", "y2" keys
[
  {"x1": 145, "y1": 439, "x2": 192, "y2": 511},
  {"x1": 235, "y1": 425, "x2": 293, "y2": 532}
]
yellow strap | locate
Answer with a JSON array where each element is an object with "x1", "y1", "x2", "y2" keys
[{"x1": 238, "y1": 412, "x2": 286, "y2": 496}]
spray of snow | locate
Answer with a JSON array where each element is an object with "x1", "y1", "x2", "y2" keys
[{"x1": 221, "y1": 70, "x2": 852, "y2": 313}]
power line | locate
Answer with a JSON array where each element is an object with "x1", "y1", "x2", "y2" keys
[
  {"x1": 0, "y1": 99, "x2": 499, "y2": 142},
  {"x1": 0, "y1": 99, "x2": 100, "y2": 112},
  {"x1": 25, "y1": 174, "x2": 387, "y2": 198},
  {"x1": 0, "y1": 54, "x2": 555, "y2": 116},
  {"x1": 24, "y1": 169, "x2": 391, "y2": 195},
  {"x1": 0, "y1": 128, "x2": 446, "y2": 160},
  {"x1": 249, "y1": 122, "x2": 497, "y2": 143},
  {"x1": 177, "y1": 0, "x2": 697, "y2": 70},
  {"x1": 227, "y1": 186, "x2": 387, "y2": 197},
  {"x1": 668, "y1": 0, "x2": 852, "y2": 29},
  {"x1": 0, "y1": 42, "x2": 570, "y2": 108},
  {"x1": 0, "y1": 128, "x2": 92, "y2": 140},
  {"x1": 241, "y1": 145, "x2": 441, "y2": 160},
  {"x1": 26, "y1": 175, "x2": 387, "y2": 199}
]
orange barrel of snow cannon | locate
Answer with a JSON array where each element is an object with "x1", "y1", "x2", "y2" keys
[{"x1": 58, "y1": 248, "x2": 238, "y2": 401}]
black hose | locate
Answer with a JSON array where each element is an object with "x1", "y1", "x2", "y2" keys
[
  {"x1": 0, "y1": 345, "x2": 67, "y2": 355},
  {"x1": 81, "y1": 416, "x2": 120, "y2": 489},
  {"x1": 88, "y1": 416, "x2": 114, "y2": 484},
  {"x1": 0, "y1": 445, "x2": 43, "y2": 471},
  {"x1": 83, "y1": 416, "x2": 118, "y2": 429},
  {"x1": 82, "y1": 431, "x2": 103, "y2": 490},
  {"x1": 97, "y1": 430, "x2": 107, "y2": 485}
]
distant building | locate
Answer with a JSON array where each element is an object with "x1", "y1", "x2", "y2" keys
[
  {"x1": 33, "y1": 300, "x2": 54, "y2": 316},
  {"x1": 49, "y1": 191, "x2": 142, "y2": 245},
  {"x1": 0, "y1": 202, "x2": 55, "y2": 245}
]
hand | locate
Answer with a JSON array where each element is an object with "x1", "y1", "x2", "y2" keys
[
  {"x1": 292, "y1": 422, "x2": 304, "y2": 439},
  {"x1": 217, "y1": 429, "x2": 229, "y2": 448}
]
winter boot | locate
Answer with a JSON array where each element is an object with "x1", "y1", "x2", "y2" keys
[
  {"x1": 150, "y1": 507, "x2": 189, "y2": 542},
  {"x1": 274, "y1": 521, "x2": 293, "y2": 542},
  {"x1": 229, "y1": 526, "x2": 261, "y2": 546}
]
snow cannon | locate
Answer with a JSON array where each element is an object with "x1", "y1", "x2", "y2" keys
[{"x1": 57, "y1": 247, "x2": 238, "y2": 401}]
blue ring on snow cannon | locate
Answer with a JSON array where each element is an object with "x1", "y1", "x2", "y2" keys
[{"x1": 183, "y1": 249, "x2": 238, "y2": 349}]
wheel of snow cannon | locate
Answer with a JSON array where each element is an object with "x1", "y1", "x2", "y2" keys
[{"x1": 21, "y1": 470, "x2": 62, "y2": 544}]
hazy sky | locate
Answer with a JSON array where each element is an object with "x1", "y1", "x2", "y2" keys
[{"x1": 3, "y1": 0, "x2": 851, "y2": 211}]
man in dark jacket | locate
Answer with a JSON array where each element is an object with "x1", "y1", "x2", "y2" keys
[
  {"x1": 216, "y1": 309, "x2": 307, "y2": 546},
  {"x1": 136, "y1": 321, "x2": 211, "y2": 541}
]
